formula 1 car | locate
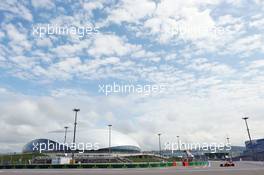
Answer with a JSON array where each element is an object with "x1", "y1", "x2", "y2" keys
[{"x1": 220, "y1": 161, "x2": 235, "y2": 167}]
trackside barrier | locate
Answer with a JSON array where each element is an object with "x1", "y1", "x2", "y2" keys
[
  {"x1": 23, "y1": 165, "x2": 36, "y2": 169},
  {"x1": 189, "y1": 161, "x2": 209, "y2": 167},
  {"x1": 182, "y1": 161, "x2": 189, "y2": 166},
  {"x1": 189, "y1": 162, "x2": 194, "y2": 166},
  {"x1": 13, "y1": 165, "x2": 24, "y2": 169},
  {"x1": 149, "y1": 162, "x2": 159, "y2": 168},
  {"x1": 0, "y1": 161, "x2": 209, "y2": 169},
  {"x1": 37, "y1": 164, "x2": 50, "y2": 169}
]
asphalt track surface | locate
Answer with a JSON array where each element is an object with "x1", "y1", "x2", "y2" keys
[{"x1": 1, "y1": 161, "x2": 264, "y2": 175}]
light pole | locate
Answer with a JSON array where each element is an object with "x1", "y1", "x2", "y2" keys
[
  {"x1": 64, "y1": 126, "x2": 69, "y2": 153},
  {"x1": 158, "y1": 133, "x2": 162, "y2": 157},
  {"x1": 108, "y1": 124, "x2": 112, "y2": 162},
  {"x1": 242, "y1": 117, "x2": 255, "y2": 160},
  {"x1": 177, "y1": 136, "x2": 180, "y2": 151},
  {"x1": 226, "y1": 137, "x2": 232, "y2": 161},
  {"x1": 72, "y1": 108, "x2": 80, "y2": 162},
  {"x1": 64, "y1": 126, "x2": 69, "y2": 144}
]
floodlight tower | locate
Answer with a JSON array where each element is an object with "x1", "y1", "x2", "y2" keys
[
  {"x1": 158, "y1": 133, "x2": 162, "y2": 157},
  {"x1": 108, "y1": 124, "x2": 112, "y2": 162},
  {"x1": 64, "y1": 126, "x2": 69, "y2": 144},
  {"x1": 226, "y1": 137, "x2": 232, "y2": 161},
  {"x1": 71, "y1": 108, "x2": 80, "y2": 162},
  {"x1": 177, "y1": 136, "x2": 180, "y2": 151},
  {"x1": 242, "y1": 117, "x2": 255, "y2": 160}
]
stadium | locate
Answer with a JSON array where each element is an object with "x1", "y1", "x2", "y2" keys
[
  {"x1": 22, "y1": 129, "x2": 142, "y2": 164},
  {"x1": 23, "y1": 129, "x2": 141, "y2": 154}
]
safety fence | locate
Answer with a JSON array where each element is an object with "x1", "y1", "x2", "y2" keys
[{"x1": 0, "y1": 161, "x2": 209, "y2": 169}]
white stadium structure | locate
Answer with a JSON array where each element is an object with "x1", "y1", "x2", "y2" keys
[{"x1": 23, "y1": 129, "x2": 141, "y2": 154}]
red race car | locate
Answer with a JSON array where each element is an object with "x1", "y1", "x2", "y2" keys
[{"x1": 220, "y1": 161, "x2": 235, "y2": 167}]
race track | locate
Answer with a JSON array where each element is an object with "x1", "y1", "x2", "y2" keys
[{"x1": 1, "y1": 161, "x2": 264, "y2": 175}]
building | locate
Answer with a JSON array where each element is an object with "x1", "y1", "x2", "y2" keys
[
  {"x1": 160, "y1": 146, "x2": 245, "y2": 160},
  {"x1": 243, "y1": 138, "x2": 264, "y2": 161}
]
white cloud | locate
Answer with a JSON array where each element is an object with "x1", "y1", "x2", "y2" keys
[
  {"x1": 187, "y1": 58, "x2": 235, "y2": 75},
  {"x1": 4, "y1": 24, "x2": 31, "y2": 54},
  {"x1": 107, "y1": 0, "x2": 156, "y2": 24},
  {"x1": 36, "y1": 38, "x2": 53, "y2": 47},
  {"x1": 52, "y1": 40, "x2": 90, "y2": 57},
  {"x1": 250, "y1": 16, "x2": 264, "y2": 30},
  {"x1": 50, "y1": 88, "x2": 88, "y2": 98},
  {"x1": 247, "y1": 59, "x2": 264, "y2": 70},
  {"x1": 0, "y1": 31, "x2": 5, "y2": 39},
  {"x1": 2, "y1": 86, "x2": 264, "y2": 152},
  {"x1": 225, "y1": 0, "x2": 244, "y2": 6},
  {"x1": 88, "y1": 34, "x2": 141, "y2": 57},
  {"x1": 9, "y1": 55, "x2": 36, "y2": 69},
  {"x1": 0, "y1": 0, "x2": 32, "y2": 21},
  {"x1": 134, "y1": 0, "x2": 221, "y2": 43},
  {"x1": 83, "y1": 1, "x2": 104, "y2": 11},
  {"x1": 227, "y1": 34, "x2": 264, "y2": 56},
  {"x1": 5, "y1": 24, "x2": 27, "y2": 42},
  {"x1": 0, "y1": 87, "x2": 8, "y2": 94},
  {"x1": 31, "y1": 0, "x2": 55, "y2": 9},
  {"x1": 45, "y1": 57, "x2": 82, "y2": 80},
  {"x1": 254, "y1": 0, "x2": 264, "y2": 6}
]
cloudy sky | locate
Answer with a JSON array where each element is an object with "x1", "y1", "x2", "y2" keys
[{"x1": 0, "y1": 0, "x2": 264, "y2": 153}]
